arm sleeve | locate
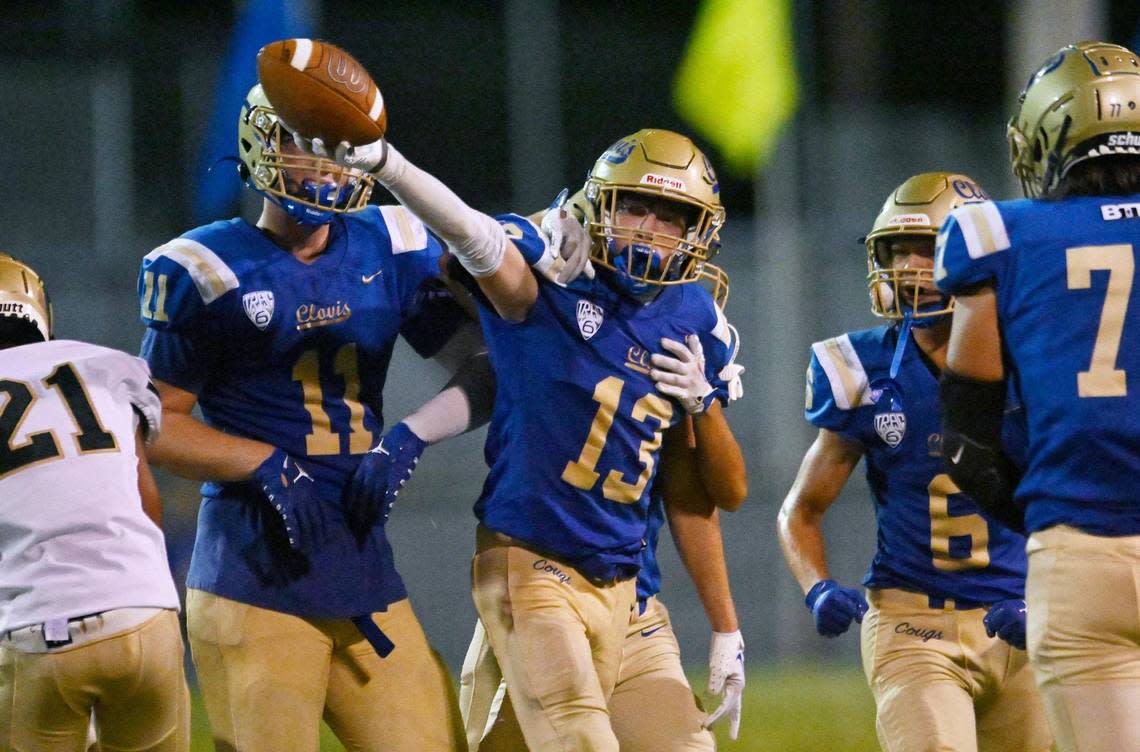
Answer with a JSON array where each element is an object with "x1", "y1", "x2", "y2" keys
[
  {"x1": 114, "y1": 354, "x2": 163, "y2": 446},
  {"x1": 934, "y1": 201, "x2": 1012, "y2": 295}
]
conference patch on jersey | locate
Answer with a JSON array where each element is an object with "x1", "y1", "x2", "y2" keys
[
  {"x1": 242, "y1": 291, "x2": 275, "y2": 331},
  {"x1": 875, "y1": 409, "x2": 907, "y2": 448},
  {"x1": 576, "y1": 299, "x2": 604, "y2": 340}
]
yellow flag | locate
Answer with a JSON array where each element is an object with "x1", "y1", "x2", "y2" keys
[{"x1": 673, "y1": 0, "x2": 799, "y2": 176}]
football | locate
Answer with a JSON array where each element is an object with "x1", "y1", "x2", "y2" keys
[{"x1": 257, "y1": 38, "x2": 387, "y2": 147}]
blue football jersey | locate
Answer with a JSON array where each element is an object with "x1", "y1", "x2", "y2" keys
[
  {"x1": 137, "y1": 205, "x2": 466, "y2": 617},
  {"x1": 636, "y1": 492, "x2": 667, "y2": 601},
  {"x1": 806, "y1": 325, "x2": 1027, "y2": 602},
  {"x1": 476, "y1": 214, "x2": 740, "y2": 583},
  {"x1": 936, "y1": 195, "x2": 1140, "y2": 536}
]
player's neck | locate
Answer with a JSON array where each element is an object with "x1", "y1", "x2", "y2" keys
[
  {"x1": 256, "y1": 202, "x2": 331, "y2": 263},
  {"x1": 911, "y1": 319, "x2": 950, "y2": 372}
]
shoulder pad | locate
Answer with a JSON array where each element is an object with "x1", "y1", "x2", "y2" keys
[
  {"x1": 377, "y1": 205, "x2": 430, "y2": 253},
  {"x1": 139, "y1": 237, "x2": 239, "y2": 329},
  {"x1": 809, "y1": 334, "x2": 870, "y2": 411},
  {"x1": 935, "y1": 200, "x2": 1011, "y2": 295}
]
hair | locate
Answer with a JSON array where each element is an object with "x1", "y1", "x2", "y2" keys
[
  {"x1": 0, "y1": 317, "x2": 46, "y2": 349},
  {"x1": 1050, "y1": 153, "x2": 1140, "y2": 199}
]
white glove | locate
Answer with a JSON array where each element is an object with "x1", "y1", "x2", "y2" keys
[
  {"x1": 538, "y1": 191, "x2": 594, "y2": 285},
  {"x1": 293, "y1": 132, "x2": 393, "y2": 179},
  {"x1": 703, "y1": 629, "x2": 745, "y2": 740},
  {"x1": 720, "y1": 362, "x2": 745, "y2": 401},
  {"x1": 650, "y1": 335, "x2": 715, "y2": 414}
]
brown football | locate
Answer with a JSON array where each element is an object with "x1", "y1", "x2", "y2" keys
[{"x1": 257, "y1": 38, "x2": 387, "y2": 146}]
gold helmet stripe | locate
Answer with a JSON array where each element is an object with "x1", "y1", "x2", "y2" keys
[
  {"x1": 954, "y1": 203, "x2": 1011, "y2": 260},
  {"x1": 812, "y1": 335, "x2": 869, "y2": 411},
  {"x1": 144, "y1": 239, "x2": 239, "y2": 304}
]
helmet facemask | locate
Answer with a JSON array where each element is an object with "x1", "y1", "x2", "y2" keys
[
  {"x1": 866, "y1": 234, "x2": 950, "y2": 323},
  {"x1": 864, "y1": 172, "x2": 989, "y2": 324},
  {"x1": 238, "y1": 85, "x2": 375, "y2": 225},
  {"x1": 583, "y1": 129, "x2": 725, "y2": 301}
]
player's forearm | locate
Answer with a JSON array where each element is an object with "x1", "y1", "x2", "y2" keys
[
  {"x1": 668, "y1": 504, "x2": 739, "y2": 632},
  {"x1": 147, "y1": 411, "x2": 274, "y2": 482},
  {"x1": 692, "y1": 404, "x2": 748, "y2": 510},
  {"x1": 404, "y1": 352, "x2": 496, "y2": 443},
  {"x1": 136, "y1": 427, "x2": 163, "y2": 526},
  {"x1": 777, "y1": 499, "x2": 832, "y2": 595},
  {"x1": 375, "y1": 143, "x2": 537, "y2": 319}
]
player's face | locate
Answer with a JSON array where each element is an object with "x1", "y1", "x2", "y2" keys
[
  {"x1": 611, "y1": 193, "x2": 696, "y2": 261},
  {"x1": 877, "y1": 236, "x2": 939, "y2": 305},
  {"x1": 277, "y1": 139, "x2": 350, "y2": 195}
]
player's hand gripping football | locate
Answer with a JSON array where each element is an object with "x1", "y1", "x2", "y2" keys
[
  {"x1": 805, "y1": 579, "x2": 869, "y2": 637},
  {"x1": 253, "y1": 448, "x2": 324, "y2": 552},
  {"x1": 703, "y1": 629, "x2": 745, "y2": 740},
  {"x1": 650, "y1": 335, "x2": 715, "y2": 414},
  {"x1": 344, "y1": 422, "x2": 428, "y2": 544},
  {"x1": 983, "y1": 598, "x2": 1027, "y2": 650},
  {"x1": 537, "y1": 188, "x2": 594, "y2": 285},
  {"x1": 293, "y1": 132, "x2": 389, "y2": 176}
]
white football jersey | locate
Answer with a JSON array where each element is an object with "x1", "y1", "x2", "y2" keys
[{"x1": 0, "y1": 339, "x2": 179, "y2": 632}]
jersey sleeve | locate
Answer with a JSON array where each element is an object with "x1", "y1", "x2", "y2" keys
[
  {"x1": 934, "y1": 201, "x2": 1012, "y2": 295},
  {"x1": 804, "y1": 336, "x2": 868, "y2": 438},
  {"x1": 137, "y1": 237, "x2": 239, "y2": 334},
  {"x1": 496, "y1": 213, "x2": 549, "y2": 266},
  {"x1": 378, "y1": 205, "x2": 471, "y2": 359}
]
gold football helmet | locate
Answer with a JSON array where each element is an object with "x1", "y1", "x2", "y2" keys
[
  {"x1": 1009, "y1": 41, "x2": 1140, "y2": 197},
  {"x1": 583, "y1": 129, "x2": 725, "y2": 295},
  {"x1": 238, "y1": 84, "x2": 374, "y2": 224},
  {"x1": 865, "y1": 172, "x2": 989, "y2": 320},
  {"x1": 0, "y1": 253, "x2": 51, "y2": 341}
]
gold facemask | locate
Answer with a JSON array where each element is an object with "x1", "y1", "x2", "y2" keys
[
  {"x1": 238, "y1": 84, "x2": 375, "y2": 216},
  {"x1": 865, "y1": 172, "x2": 989, "y2": 320},
  {"x1": 583, "y1": 129, "x2": 726, "y2": 289}
]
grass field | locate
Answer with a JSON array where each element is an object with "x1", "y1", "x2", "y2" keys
[{"x1": 188, "y1": 663, "x2": 879, "y2": 751}]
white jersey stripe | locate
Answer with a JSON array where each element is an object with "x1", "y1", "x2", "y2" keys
[
  {"x1": 812, "y1": 334, "x2": 869, "y2": 410},
  {"x1": 145, "y1": 239, "x2": 239, "y2": 303},
  {"x1": 380, "y1": 205, "x2": 429, "y2": 254}
]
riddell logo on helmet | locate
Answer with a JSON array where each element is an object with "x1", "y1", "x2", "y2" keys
[
  {"x1": 1107, "y1": 133, "x2": 1140, "y2": 147},
  {"x1": 640, "y1": 173, "x2": 687, "y2": 191},
  {"x1": 887, "y1": 213, "x2": 931, "y2": 227}
]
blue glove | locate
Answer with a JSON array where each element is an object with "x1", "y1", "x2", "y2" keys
[
  {"x1": 805, "y1": 579, "x2": 869, "y2": 637},
  {"x1": 344, "y1": 422, "x2": 428, "y2": 542},
  {"x1": 984, "y1": 599, "x2": 1027, "y2": 650},
  {"x1": 252, "y1": 448, "x2": 323, "y2": 552}
]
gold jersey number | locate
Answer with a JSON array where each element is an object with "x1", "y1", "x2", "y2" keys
[
  {"x1": 561, "y1": 376, "x2": 674, "y2": 504},
  {"x1": 929, "y1": 473, "x2": 990, "y2": 571},
  {"x1": 292, "y1": 345, "x2": 371, "y2": 456},
  {"x1": 1067, "y1": 243, "x2": 1133, "y2": 398}
]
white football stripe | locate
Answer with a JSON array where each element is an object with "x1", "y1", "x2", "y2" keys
[
  {"x1": 368, "y1": 87, "x2": 384, "y2": 121},
  {"x1": 144, "y1": 238, "x2": 239, "y2": 303},
  {"x1": 811, "y1": 334, "x2": 868, "y2": 410},
  {"x1": 290, "y1": 39, "x2": 314, "y2": 71}
]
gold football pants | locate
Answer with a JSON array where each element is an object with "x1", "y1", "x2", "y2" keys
[
  {"x1": 1027, "y1": 525, "x2": 1140, "y2": 752},
  {"x1": 861, "y1": 587, "x2": 1051, "y2": 752},
  {"x1": 0, "y1": 608, "x2": 189, "y2": 752},
  {"x1": 186, "y1": 590, "x2": 465, "y2": 752},
  {"x1": 469, "y1": 527, "x2": 635, "y2": 752},
  {"x1": 460, "y1": 595, "x2": 714, "y2": 751}
]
